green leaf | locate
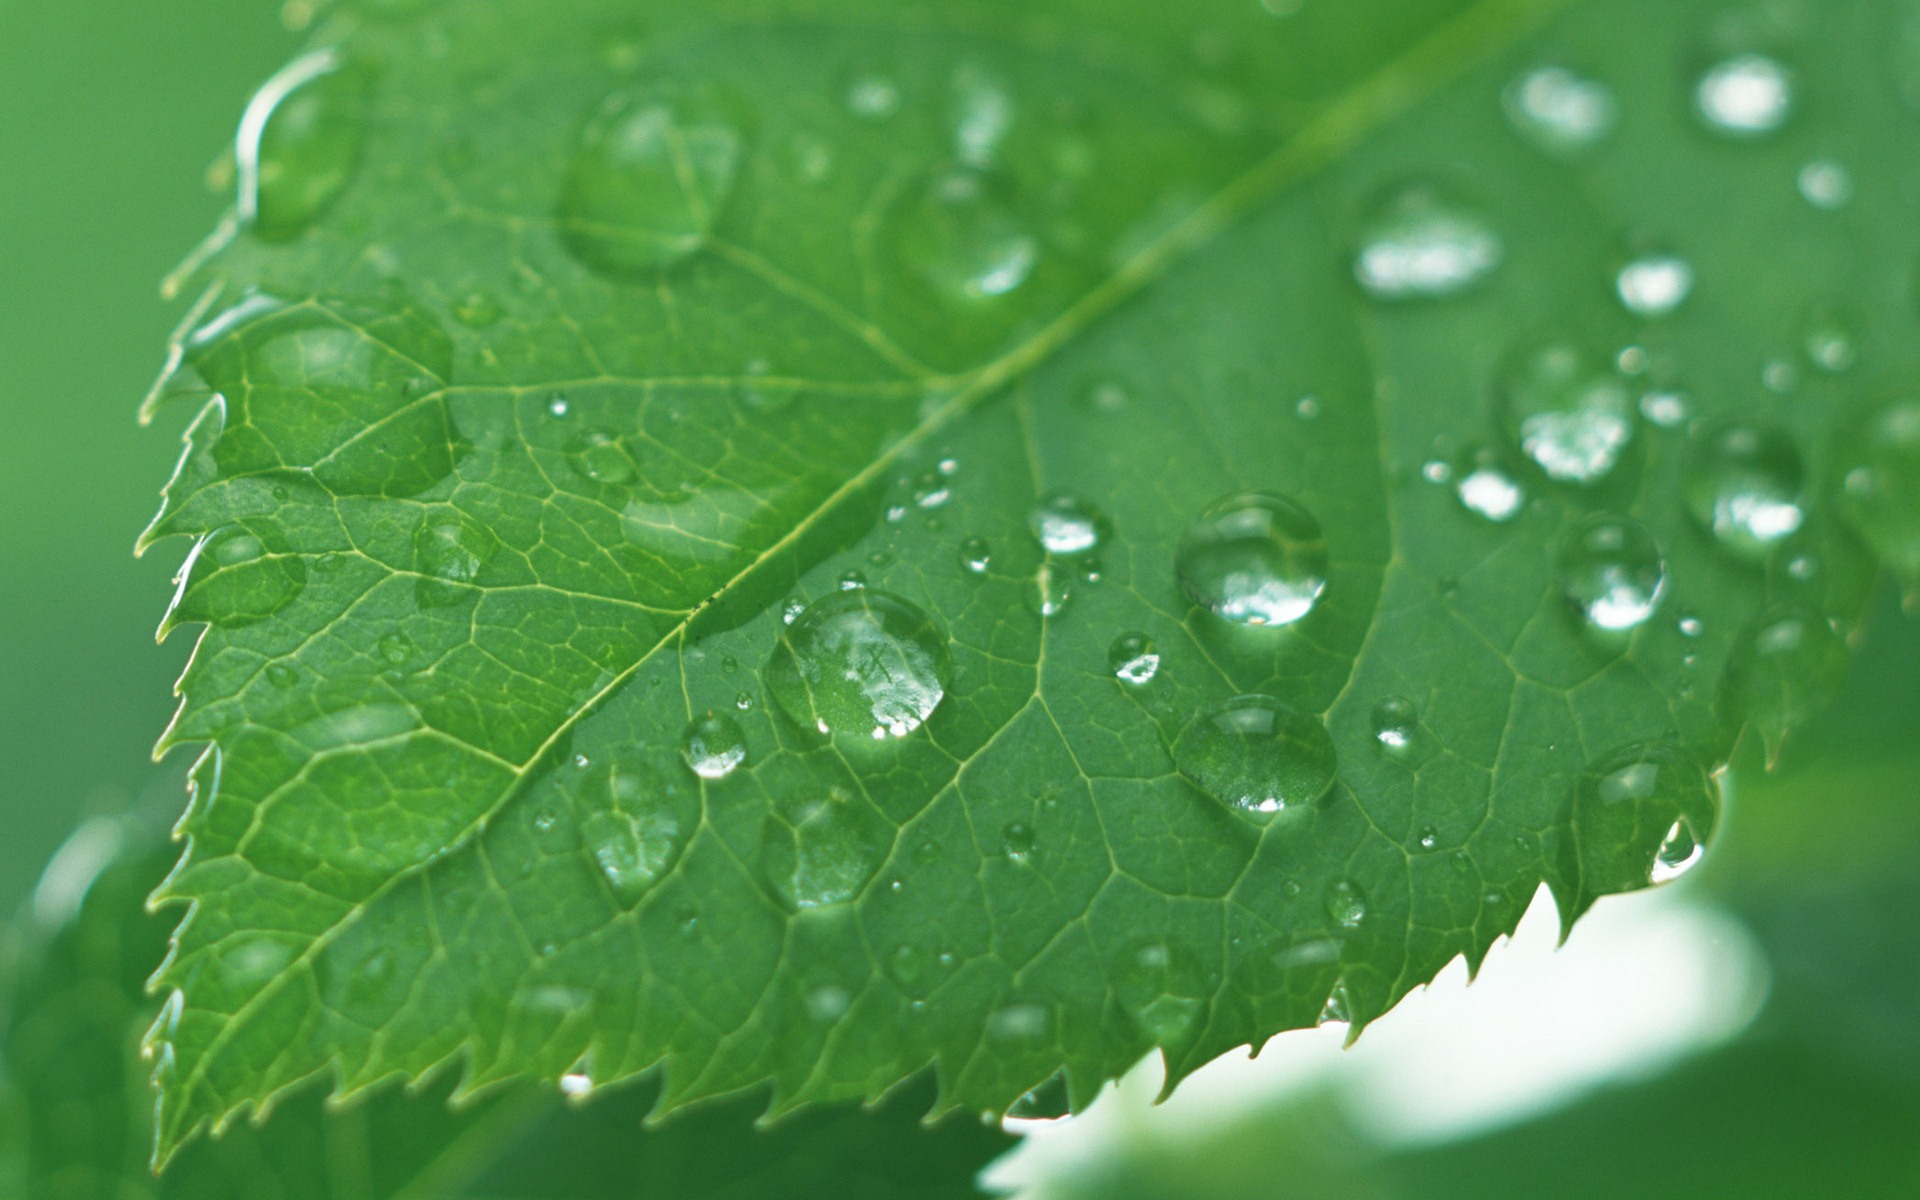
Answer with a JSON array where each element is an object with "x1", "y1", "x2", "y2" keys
[
  {"x1": 0, "y1": 815, "x2": 1009, "y2": 1197},
  {"x1": 139, "y1": 0, "x2": 1916, "y2": 1165}
]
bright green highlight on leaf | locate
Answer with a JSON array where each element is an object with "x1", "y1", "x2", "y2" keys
[{"x1": 135, "y1": 0, "x2": 1917, "y2": 1169}]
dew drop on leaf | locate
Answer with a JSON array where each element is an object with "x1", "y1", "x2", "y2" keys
[
  {"x1": 1615, "y1": 254, "x2": 1694, "y2": 318},
  {"x1": 958, "y1": 536, "x2": 992, "y2": 575},
  {"x1": 1001, "y1": 820, "x2": 1036, "y2": 864},
  {"x1": 237, "y1": 50, "x2": 371, "y2": 240},
  {"x1": 1175, "y1": 695, "x2": 1337, "y2": 825},
  {"x1": 1028, "y1": 493, "x2": 1108, "y2": 556},
  {"x1": 1797, "y1": 159, "x2": 1854, "y2": 210},
  {"x1": 1695, "y1": 53, "x2": 1794, "y2": 137},
  {"x1": 1174, "y1": 491, "x2": 1329, "y2": 627},
  {"x1": 413, "y1": 510, "x2": 498, "y2": 608},
  {"x1": 1352, "y1": 183, "x2": 1502, "y2": 301},
  {"x1": 1722, "y1": 608, "x2": 1849, "y2": 755},
  {"x1": 567, "y1": 429, "x2": 637, "y2": 485},
  {"x1": 886, "y1": 167, "x2": 1038, "y2": 303},
  {"x1": 1370, "y1": 695, "x2": 1419, "y2": 756},
  {"x1": 1495, "y1": 336, "x2": 1636, "y2": 485},
  {"x1": 1324, "y1": 880, "x2": 1368, "y2": 929},
  {"x1": 1024, "y1": 559, "x2": 1075, "y2": 618},
  {"x1": 764, "y1": 589, "x2": 952, "y2": 739},
  {"x1": 1108, "y1": 633, "x2": 1161, "y2": 685},
  {"x1": 760, "y1": 788, "x2": 889, "y2": 909},
  {"x1": 1683, "y1": 422, "x2": 1806, "y2": 559},
  {"x1": 1801, "y1": 304, "x2": 1859, "y2": 373},
  {"x1": 1555, "y1": 514, "x2": 1666, "y2": 632},
  {"x1": 1453, "y1": 445, "x2": 1525, "y2": 522},
  {"x1": 680, "y1": 710, "x2": 747, "y2": 780},
  {"x1": 578, "y1": 756, "x2": 697, "y2": 909},
  {"x1": 166, "y1": 525, "x2": 306, "y2": 630},
  {"x1": 1835, "y1": 394, "x2": 1920, "y2": 588},
  {"x1": 1569, "y1": 741, "x2": 1718, "y2": 903},
  {"x1": 557, "y1": 85, "x2": 743, "y2": 276},
  {"x1": 1112, "y1": 939, "x2": 1206, "y2": 1046},
  {"x1": 1502, "y1": 65, "x2": 1617, "y2": 153}
]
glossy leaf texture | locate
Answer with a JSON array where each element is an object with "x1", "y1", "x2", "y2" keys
[
  {"x1": 0, "y1": 817, "x2": 1009, "y2": 1198},
  {"x1": 139, "y1": 0, "x2": 1919, "y2": 1164}
]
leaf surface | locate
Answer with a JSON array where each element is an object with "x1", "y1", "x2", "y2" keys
[{"x1": 141, "y1": 0, "x2": 1917, "y2": 1162}]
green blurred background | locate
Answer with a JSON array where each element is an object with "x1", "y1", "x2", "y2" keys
[{"x1": 0, "y1": 0, "x2": 292, "y2": 910}]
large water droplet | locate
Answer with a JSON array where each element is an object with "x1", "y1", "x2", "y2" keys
[
  {"x1": 887, "y1": 167, "x2": 1037, "y2": 302},
  {"x1": 764, "y1": 590, "x2": 952, "y2": 739},
  {"x1": 1722, "y1": 608, "x2": 1849, "y2": 755},
  {"x1": 1556, "y1": 514, "x2": 1666, "y2": 632},
  {"x1": 1028, "y1": 493, "x2": 1108, "y2": 557},
  {"x1": 1684, "y1": 423, "x2": 1805, "y2": 558},
  {"x1": 1175, "y1": 491, "x2": 1329, "y2": 627},
  {"x1": 958, "y1": 536, "x2": 992, "y2": 575},
  {"x1": 681, "y1": 711, "x2": 747, "y2": 779},
  {"x1": 1370, "y1": 695, "x2": 1419, "y2": 756},
  {"x1": 1353, "y1": 185, "x2": 1502, "y2": 301},
  {"x1": 1108, "y1": 633, "x2": 1160, "y2": 685},
  {"x1": 578, "y1": 755, "x2": 698, "y2": 908},
  {"x1": 558, "y1": 85, "x2": 743, "y2": 276},
  {"x1": 414, "y1": 510, "x2": 498, "y2": 608},
  {"x1": 567, "y1": 429, "x2": 638, "y2": 485},
  {"x1": 1695, "y1": 54, "x2": 1793, "y2": 136},
  {"x1": 166, "y1": 525, "x2": 306, "y2": 631},
  {"x1": 1112, "y1": 940, "x2": 1207, "y2": 1047},
  {"x1": 237, "y1": 51, "x2": 371, "y2": 240},
  {"x1": 1496, "y1": 337, "x2": 1636, "y2": 485},
  {"x1": 760, "y1": 787, "x2": 889, "y2": 909},
  {"x1": 1570, "y1": 742, "x2": 1718, "y2": 902},
  {"x1": 1175, "y1": 695, "x2": 1337, "y2": 825},
  {"x1": 1615, "y1": 255, "x2": 1694, "y2": 318},
  {"x1": 1324, "y1": 880, "x2": 1368, "y2": 929},
  {"x1": 1503, "y1": 65, "x2": 1616, "y2": 153},
  {"x1": 1453, "y1": 445, "x2": 1525, "y2": 522},
  {"x1": 1836, "y1": 395, "x2": 1920, "y2": 586}
]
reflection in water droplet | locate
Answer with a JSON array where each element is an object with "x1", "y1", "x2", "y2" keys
[
  {"x1": 1696, "y1": 54, "x2": 1794, "y2": 136},
  {"x1": 238, "y1": 50, "x2": 371, "y2": 240},
  {"x1": 1571, "y1": 741, "x2": 1718, "y2": 902},
  {"x1": 1028, "y1": 494, "x2": 1108, "y2": 557},
  {"x1": 1454, "y1": 446, "x2": 1525, "y2": 522},
  {"x1": 1175, "y1": 695, "x2": 1337, "y2": 825},
  {"x1": 1371, "y1": 695, "x2": 1419, "y2": 756},
  {"x1": 1353, "y1": 185, "x2": 1502, "y2": 301},
  {"x1": 680, "y1": 711, "x2": 747, "y2": 779},
  {"x1": 167, "y1": 525, "x2": 306, "y2": 630},
  {"x1": 1175, "y1": 491, "x2": 1329, "y2": 627},
  {"x1": 761, "y1": 787, "x2": 889, "y2": 909},
  {"x1": 1836, "y1": 395, "x2": 1920, "y2": 585},
  {"x1": 1797, "y1": 159, "x2": 1854, "y2": 210},
  {"x1": 1001, "y1": 821, "x2": 1036, "y2": 864},
  {"x1": 958, "y1": 536, "x2": 992, "y2": 575},
  {"x1": 1684, "y1": 423, "x2": 1805, "y2": 558},
  {"x1": 1024, "y1": 560, "x2": 1074, "y2": 618},
  {"x1": 1723, "y1": 608, "x2": 1849, "y2": 753},
  {"x1": 558, "y1": 85, "x2": 743, "y2": 276},
  {"x1": 1503, "y1": 65, "x2": 1616, "y2": 153},
  {"x1": 414, "y1": 510, "x2": 498, "y2": 608},
  {"x1": 888, "y1": 167, "x2": 1037, "y2": 302},
  {"x1": 765, "y1": 590, "x2": 951, "y2": 739},
  {"x1": 1616, "y1": 255, "x2": 1694, "y2": 318},
  {"x1": 1496, "y1": 337, "x2": 1636, "y2": 485},
  {"x1": 1112, "y1": 940, "x2": 1206, "y2": 1046},
  {"x1": 1325, "y1": 880, "x2": 1368, "y2": 929},
  {"x1": 1556, "y1": 514, "x2": 1666, "y2": 632},
  {"x1": 1108, "y1": 633, "x2": 1161, "y2": 685}
]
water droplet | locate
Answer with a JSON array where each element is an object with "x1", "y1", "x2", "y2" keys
[
  {"x1": 805, "y1": 983, "x2": 852, "y2": 1023},
  {"x1": 1496, "y1": 337, "x2": 1635, "y2": 485},
  {"x1": 1797, "y1": 159, "x2": 1854, "y2": 210},
  {"x1": 844, "y1": 73, "x2": 901, "y2": 120},
  {"x1": 1175, "y1": 491, "x2": 1329, "y2": 627},
  {"x1": 1175, "y1": 695, "x2": 1338, "y2": 825},
  {"x1": 765, "y1": 590, "x2": 952, "y2": 740},
  {"x1": 1318, "y1": 982, "x2": 1354, "y2": 1027},
  {"x1": 1762, "y1": 358, "x2": 1800, "y2": 395},
  {"x1": 1723, "y1": 608, "x2": 1849, "y2": 754},
  {"x1": 1503, "y1": 65, "x2": 1617, "y2": 153},
  {"x1": 1556, "y1": 514, "x2": 1666, "y2": 632},
  {"x1": 951, "y1": 64, "x2": 1014, "y2": 167},
  {"x1": 838, "y1": 570, "x2": 867, "y2": 591},
  {"x1": 1108, "y1": 633, "x2": 1161, "y2": 685},
  {"x1": 1570, "y1": 742, "x2": 1718, "y2": 902},
  {"x1": 1684, "y1": 423, "x2": 1805, "y2": 559},
  {"x1": 958, "y1": 536, "x2": 992, "y2": 575},
  {"x1": 1324, "y1": 880, "x2": 1368, "y2": 929},
  {"x1": 1801, "y1": 304, "x2": 1858, "y2": 373},
  {"x1": 1616, "y1": 255, "x2": 1694, "y2": 318},
  {"x1": 452, "y1": 291, "x2": 501, "y2": 328},
  {"x1": 579, "y1": 756, "x2": 697, "y2": 908},
  {"x1": 237, "y1": 50, "x2": 371, "y2": 239},
  {"x1": 1453, "y1": 446, "x2": 1525, "y2": 522},
  {"x1": 761, "y1": 787, "x2": 890, "y2": 909},
  {"x1": 566, "y1": 429, "x2": 637, "y2": 485},
  {"x1": 781, "y1": 598, "x2": 806, "y2": 625},
  {"x1": 1112, "y1": 940, "x2": 1206, "y2": 1046},
  {"x1": 987, "y1": 1002, "x2": 1051, "y2": 1045},
  {"x1": 266, "y1": 662, "x2": 299, "y2": 689},
  {"x1": 1296, "y1": 395, "x2": 1322, "y2": 420},
  {"x1": 1641, "y1": 391, "x2": 1690, "y2": 428},
  {"x1": 558, "y1": 85, "x2": 743, "y2": 276},
  {"x1": 1416, "y1": 826, "x2": 1439, "y2": 850},
  {"x1": 1836, "y1": 395, "x2": 1920, "y2": 586},
  {"x1": 887, "y1": 167, "x2": 1037, "y2": 302},
  {"x1": 414, "y1": 510, "x2": 498, "y2": 608},
  {"x1": 166, "y1": 525, "x2": 306, "y2": 630},
  {"x1": 1422, "y1": 460, "x2": 1453, "y2": 484},
  {"x1": 680, "y1": 710, "x2": 747, "y2": 779},
  {"x1": 1027, "y1": 493, "x2": 1107, "y2": 557},
  {"x1": 1371, "y1": 695, "x2": 1419, "y2": 756},
  {"x1": 1353, "y1": 184, "x2": 1502, "y2": 301},
  {"x1": 1001, "y1": 820, "x2": 1036, "y2": 864},
  {"x1": 1696, "y1": 54, "x2": 1794, "y2": 137},
  {"x1": 377, "y1": 630, "x2": 414, "y2": 666}
]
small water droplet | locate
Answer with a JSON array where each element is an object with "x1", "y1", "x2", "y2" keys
[
  {"x1": 266, "y1": 662, "x2": 299, "y2": 689},
  {"x1": 1028, "y1": 493, "x2": 1108, "y2": 557},
  {"x1": 1422, "y1": 459, "x2": 1454, "y2": 484},
  {"x1": 567, "y1": 429, "x2": 637, "y2": 485},
  {"x1": 1025, "y1": 560, "x2": 1074, "y2": 618},
  {"x1": 1371, "y1": 695, "x2": 1419, "y2": 756},
  {"x1": 765, "y1": 590, "x2": 951, "y2": 740},
  {"x1": 414, "y1": 510, "x2": 498, "y2": 608},
  {"x1": 1571, "y1": 741, "x2": 1718, "y2": 902},
  {"x1": 1684, "y1": 423, "x2": 1805, "y2": 559},
  {"x1": 1318, "y1": 982, "x2": 1354, "y2": 1027},
  {"x1": 377, "y1": 629, "x2": 414, "y2": 666},
  {"x1": 1696, "y1": 53, "x2": 1793, "y2": 136},
  {"x1": 1175, "y1": 491, "x2": 1329, "y2": 627},
  {"x1": 1496, "y1": 337, "x2": 1636, "y2": 485},
  {"x1": 1324, "y1": 880, "x2": 1368, "y2": 929},
  {"x1": 1001, "y1": 820, "x2": 1036, "y2": 864},
  {"x1": 1108, "y1": 633, "x2": 1161, "y2": 685},
  {"x1": 781, "y1": 598, "x2": 806, "y2": 625},
  {"x1": 838, "y1": 570, "x2": 868, "y2": 591},
  {"x1": 1836, "y1": 394, "x2": 1920, "y2": 586},
  {"x1": 1417, "y1": 826, "x2": 1439, "y2": 850},
  {"x1": 958, "y1": 536, "x2": 992, "y2": 575},
  {"x1": 1801, "y1": 304, "x2": 1859, "y2": 373},
  {"x1": 1616, "y1": 255, "x2": 1694, "y2": 318},
  {"x1": 452, "y1": 291, "x2": 501, "y2": 328},
  {"x1": 761, "y1": 786, "x2": 889, "y2": 909},
  {"x1": 1453, "y1": 446, "x2": 1525, "y2": 523},
  {"x1": 1112, "y1": 940, "x2": 1206, "y2": 1046},
  {"x1": 1797, "y1": 159, "x2": 1854, "y2": 210},
  {"x1": 1296, "y1": 394, "x2": 1322, "y2": 419},
  {"x1": 1175, "y1": 695, "x2": 1338, "y2": 825},
  {"x1": 886, "y1": 167, "x2": 1038, "y2": 302},
  {"x1": 1640, "y1": 391, "x2": 1690, "y2": 428},
  {"x1": 987, "y1": 1002, "x2": 1051, "y2": 1045},
  {"x1": 1503, "y1": 65, "x2": 1617, "y2": 153},
  {"x1": 237, "y1": 51, "x2": 371, "y2": 239},
  {"x1": 1353, "y1": 184, "x2": 1502, "y2": 301},
  {"x1": 579, "y1": 756, "x2": 697, "y2": 908},
  {"x1": 680, "y1": 710, "x2": 747, "y2": 779},
  {"x1": 844, "y1": 73, "x2": 901, "y2": 120},
  {"x1": 1556, "y1": 514, "x2": 1666, "y2": 632},
  {"x1": 166, "y1": 525, "x2": 306, "y2": 630},
  {"x1": 558, "y1": 85, "x2": 743, "y2": 276},
  {"x1": 1723, "y1": 608, "x2": 1849, "y2": 754}
]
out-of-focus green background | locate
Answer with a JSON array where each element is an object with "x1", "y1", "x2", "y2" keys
[{"x1": 0, "y1": 0, "x2": 292, "y2": 910}]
